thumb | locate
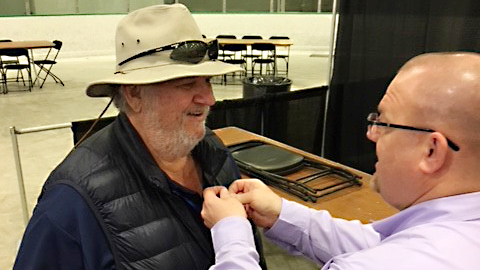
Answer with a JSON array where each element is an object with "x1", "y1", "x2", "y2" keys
[
  {"x1": 219, "y1": 188, "x2": 231, "y2": 199},
  {"x1": 234, "y1": 192, "x2": 254, "y2": 205}
]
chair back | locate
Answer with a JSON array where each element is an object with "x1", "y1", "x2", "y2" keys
[
  {"x1": 0, "y1": 47, "x2": 32, "y2": 92},
  {"x1": 216, "y1": 34, "x2": 236, "y2": 39},
  {"x1": 252, "y1": 43, "x2": 275, "y2": 51},
  {"x1": 53, "y1": 40, "x2": 63, "y2": 50},
  {"x1": 0, "y1": 41, "x2": 18, "y2": 66},
  {"x1": 269, "y1": 36, "x2": 290, "y2": 40},
  {"x1": 223, "y1": 44, "x2": 247, "y2": 52},
  {"x1": 242, "y1": 35, "x2": 263, "y2": 39},
  {"x1": 0, "y1": 48, "x2": 30, "y2": 68},
  {"x1": 0, "y1": 48, "x2": 29, "y2": 58}
]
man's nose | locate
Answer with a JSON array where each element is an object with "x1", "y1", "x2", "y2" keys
[
  {"x1": 194, "y1": 78, "x2": 216, "y2": 106},
  {"x1": 366, "y1": 126, "x2": 378, "y2": 143}
]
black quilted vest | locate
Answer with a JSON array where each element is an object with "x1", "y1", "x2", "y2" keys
[{"x1": 41, "y1": 114, "x2": 266, "y2": 270}]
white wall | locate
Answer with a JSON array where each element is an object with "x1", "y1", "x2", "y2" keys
[{"x1": 0, "y1": 13, "x2": 332, "y2": 59}]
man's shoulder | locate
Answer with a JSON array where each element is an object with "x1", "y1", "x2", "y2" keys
[
  {"x1": 32, "y1": 184, "x2": 96, "y2": 226},
  {"x1": 15, "y1": 184, "x2": 114, "y2": 270},
  {"x1": 331, "y1": 221, "x2": 480, "y2": 270},
  {"x1": 47, "y1": 124, "x2": 124, "y2": 188}
]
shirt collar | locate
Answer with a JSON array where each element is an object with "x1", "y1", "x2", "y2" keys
[{"x1": 373, "y1": 191, "x2": 480, "y2": 239}]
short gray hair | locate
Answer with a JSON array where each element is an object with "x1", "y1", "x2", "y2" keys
[{"x1": 112, "y1": 85, "x2": 132, "y2": 114}]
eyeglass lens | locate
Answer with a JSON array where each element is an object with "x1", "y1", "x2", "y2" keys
[{"x1": 170, "y1": 41, "x2": 218, "y2": 64}]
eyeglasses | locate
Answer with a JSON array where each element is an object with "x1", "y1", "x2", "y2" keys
[
  {"x1": 118, "y1": 40, "x2": 218, "y2": 66},
  {"x1": 367, "y1": 112, "x2": 459, "y2": 151}
]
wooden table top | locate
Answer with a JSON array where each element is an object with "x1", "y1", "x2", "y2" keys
[
  {"x1": 0, "y1": 40, "x2": 54, "y2": 50},
  {"x1": 217, "y1": 38, "x2": 293, "y2": 47},
  {"x1": 213, "y1": 126, "x2": 398, "y2": 223}
]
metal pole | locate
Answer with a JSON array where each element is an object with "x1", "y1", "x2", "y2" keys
[
  {"x1": 327, "y1": 0, "x2": 339, "y2": 85},
  {"x1": 321, "y1": 0, "x2": 338, "y2": 157},
  {"x1": 317, "y1": 0, "x2": 322, "y2": 13},
  {"x1": 10, "y1": 127, "x2": 29, "y2": 226},
  {"x1": 15, "y1": 123, "x2": 72, "y2": 134},
  {"x1": 9, "y1": 122, "x2": 72, "y2": 226},
  {"x1": 24, "y1": 0, "x2": 31, "y2": 15}
]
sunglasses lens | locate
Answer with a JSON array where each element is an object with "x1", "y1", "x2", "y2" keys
[{"x1": 170, "y1": 42, "x2": 207, "y2": 64}]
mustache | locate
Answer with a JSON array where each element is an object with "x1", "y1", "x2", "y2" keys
[{"x1": 188, "y1": 106, "x2": 210, "y2": 116}]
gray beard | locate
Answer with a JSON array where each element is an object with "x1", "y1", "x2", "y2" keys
[
  {"x1": 143, "y1": 110, "x2": 206, "y2": 161},
  {"x1": 141, "y1": 96, "x2": 209, "y2": 161},
  {"x1": 150, "y1": 124, "x2": 205, "y2": 161}
]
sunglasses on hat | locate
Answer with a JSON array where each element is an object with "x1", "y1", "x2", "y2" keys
[{"x1": 118, "y1": 40, "x2": 218, "y2": 66}]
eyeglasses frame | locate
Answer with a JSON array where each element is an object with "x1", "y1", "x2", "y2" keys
[{"x1": 367, "y1": 113, "x2": 459, "y2": 151}]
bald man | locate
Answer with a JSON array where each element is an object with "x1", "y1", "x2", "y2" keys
[{"x1": 201, "y1": 52, "x2": 480, "y2": 270}]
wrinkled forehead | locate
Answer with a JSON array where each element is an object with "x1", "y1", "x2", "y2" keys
[{"x1": 377, "y1": 69, "x2": 425, "y2": 119}]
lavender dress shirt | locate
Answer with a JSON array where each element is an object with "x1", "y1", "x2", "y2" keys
[{"x1": 209, "y1": 191, "x2": 480, "y2": 270}]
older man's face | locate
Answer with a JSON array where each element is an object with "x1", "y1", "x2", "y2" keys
[{"x1": 139, "y1": 76, "x2": 215, "y2": 159}]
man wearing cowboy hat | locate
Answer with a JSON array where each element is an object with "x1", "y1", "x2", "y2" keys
[{"x1": 14, "y1": 4, "x2": 266, "y2": 270}]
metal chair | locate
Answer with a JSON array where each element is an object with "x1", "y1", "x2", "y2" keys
[
  {"x1": 269, "y1": 36, "x2": 290, "y2": 76},
  {"x1": 0, "y1": 40, "x2": 22, "y2": 92},
  {"x1": 0, "y1": 48, "x2": 32, "y2": 93},
  {"x1": 251, "y1": 43, "x2": 276, "y2": 76},
  {"x1": 241, "y1": 35, "x2": 263, "y2": 73},
  {"x1": 216, "y1": 35, "x2": 236, "y2": 61},
  {"x1": 0, "y1": 40, "x2": 19, "y2": 66},
  {"x1": 221, "y1": 43, "x2": 247, "y2": 84},
  {"x1": 33, "y1": 40, "x2": 64, "y2": 88}
]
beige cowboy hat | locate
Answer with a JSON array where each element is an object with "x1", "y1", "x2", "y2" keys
[{"x1": 86, "y1": 4, "x2": 242, "y2": 97}]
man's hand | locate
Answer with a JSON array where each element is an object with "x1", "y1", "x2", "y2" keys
[
  {"x1": 229, "y1": 179, "x2": 282, "y2": 229},
  {"x1": 201, "y1": 186, "x2": 247, "y2": 229}
]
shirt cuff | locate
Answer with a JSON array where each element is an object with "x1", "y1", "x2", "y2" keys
[{"x1": 211, "y1": 216, "x2": 255, "y2": 252}]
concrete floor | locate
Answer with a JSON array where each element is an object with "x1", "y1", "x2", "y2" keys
[{"x1": 0, "y1": 52, "x2": 328, "y2": 269}]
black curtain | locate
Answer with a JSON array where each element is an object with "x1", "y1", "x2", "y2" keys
[
  {"x1": 263, "y1": 87, "x2": 327, "y2": 154},
  {"x1": 207, "y1": 86, "x2": 328, "y2": 155},
  {"x1": 324, "y1": 0, "x2": 480, "y2": 173},
  {"x1": 207, "y1": 96, "x2": 264, "y2": 134}
]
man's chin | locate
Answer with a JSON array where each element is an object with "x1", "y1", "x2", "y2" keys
[
  {"x1": 184, "y1": 124, "x2": 206, "y2": 149},
  {"x1": 370, "y1": 173, "x2": 380, "y2": 194},
  {"x1": 192, "y1": 123, "x2": 206, "y2": 141}
]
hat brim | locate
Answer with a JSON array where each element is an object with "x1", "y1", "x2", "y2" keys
[{"x1": 86, "y1": 60, "x2": 243, "y2": 97}]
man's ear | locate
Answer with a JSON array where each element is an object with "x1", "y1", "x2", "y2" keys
[
  {"x1": 419, "y1": 132, "x2": 449, "y2": 174},
  {"x1": 122, "y1": 85, "x2": 143, "y2": 113}
]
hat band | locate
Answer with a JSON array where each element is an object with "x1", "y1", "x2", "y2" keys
[{"x1": 118, "y1": 40, "x2": 218, "y2": 66}]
